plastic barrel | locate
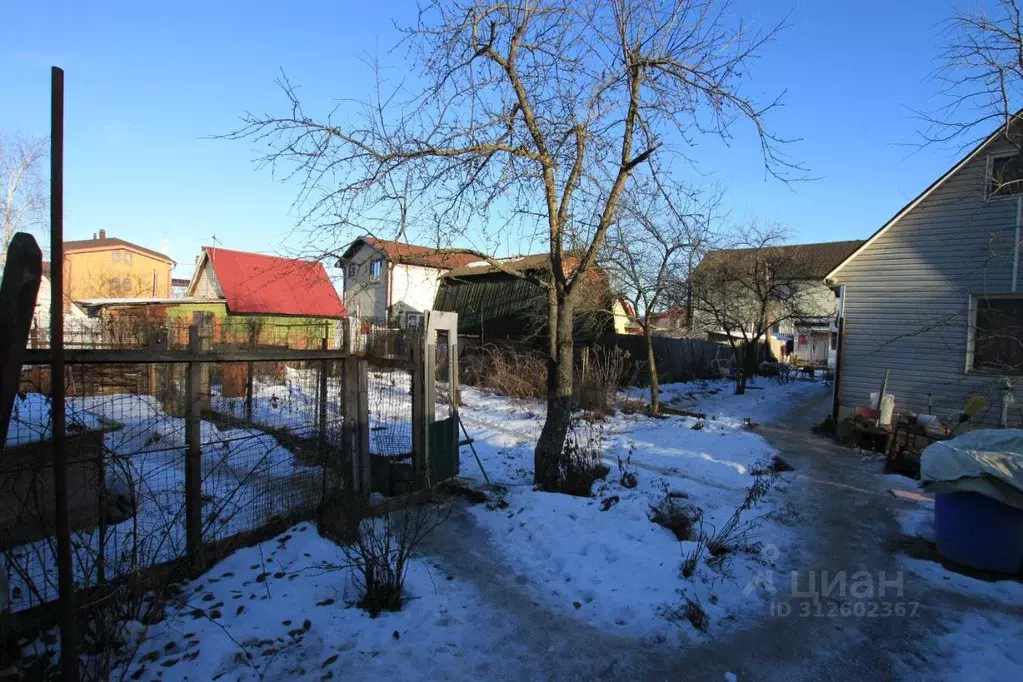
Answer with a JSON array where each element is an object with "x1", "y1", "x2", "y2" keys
[{"x1": 934, "y1": 492, "x2": 1023, "y2": 574}]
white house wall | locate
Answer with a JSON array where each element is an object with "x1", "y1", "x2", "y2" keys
[{"x1": 390, "y1": 263, "x2": 443, "y2": 318}]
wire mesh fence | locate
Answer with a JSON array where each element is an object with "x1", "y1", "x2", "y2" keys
[{"x1": 2, "y1": 321, "x2": 349, "y2": 616}]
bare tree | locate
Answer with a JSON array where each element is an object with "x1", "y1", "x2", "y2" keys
[
  {"x1": 227, "y1": 0, "x2": 800, "y2": 491},
  {"x1": 1, "y1": 134, "x2": 48, "y2": 267},
  {"x1": 601, "y1": 182, "x2": 718, "y2": 413},
  {"x1": 923, "y1": 0, "x2": 1023, "y2": 156},
  {"x1": 689, "y1": 222, "x2": 820, "y2": 394}
]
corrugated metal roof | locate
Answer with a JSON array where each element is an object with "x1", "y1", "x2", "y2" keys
[{"x1": 203, "y1": 247, "x2": 347, "y2": 318}]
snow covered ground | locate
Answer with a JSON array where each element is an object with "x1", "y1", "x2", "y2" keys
[
  {"x1": 894, "y1": 488, "x2": 1023, "y2": 680},
  {"x1": 458, "y1": 377, "x2": 827, "y2": 642},
  {"x1": 3, "y1": 390, "x2": 321, "y2": 612},
  {"x1": 8, "y1": 375, "x2": 831, "y2": 678}
]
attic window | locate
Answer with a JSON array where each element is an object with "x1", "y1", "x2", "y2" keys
[
  {"x1": 987, "y1": 152, "x2": 1023, "y2": 198},
  {"x1": 124, "y1": 251, "x2": 132, "y2": 264}
]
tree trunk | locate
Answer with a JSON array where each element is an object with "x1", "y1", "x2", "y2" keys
[
  {"x1": 645, "y1": 327, "x2": 660, "y2": 415},
  {"x1": 534, "y1": 293, "x2": 575, "y2": 491}
]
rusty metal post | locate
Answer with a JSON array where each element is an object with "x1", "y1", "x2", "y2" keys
[
  {"x1": 184, "y1": 325, "x2": 203, "y2": 571},
  {"x1": 49, "y1": 65, "x2": 79, "y2": 682}
]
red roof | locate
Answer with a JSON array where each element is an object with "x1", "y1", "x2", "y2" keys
[
  {"x1": 202, "y1": 247, "x2": 346, "y2": 318},
  {"x1": 345, "y1": 236, "x2": 480, "y2": 269}
]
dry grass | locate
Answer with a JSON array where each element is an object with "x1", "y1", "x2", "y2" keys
[
  {"x1": 463, "y1": 344, "x2": 548, "y2": 399},
  {"x1": 649, "y1": 481, "x2": 701, "y2": 542}
]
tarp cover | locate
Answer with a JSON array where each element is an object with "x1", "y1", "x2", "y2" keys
[{"x1": 920, "y1": 429, "x2": 1023, "y2": 510}]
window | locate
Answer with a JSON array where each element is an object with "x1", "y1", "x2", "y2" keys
[
  {"x1": 970, "y1": 295, "x2": 1023, "y2": 373},
  {"x1": 406, "y1": 312, "x2": 424, "y2": 329},
  {"x1": 109, "y1": 278, "x2": 120, "y2": 294},
  {"x1": 122, "y1": 277, "x2": 133, "y2": 293},
  {"x1": 111, "y1": 250, "x2": 120, "y2": 262},
  {"x1": 370, "y1": 259, "x2": 383, "y2": 282},
  {"x1": 347, "y1": 264, "x2": 356, "y2": 278},
  {"x1": 987, "y1": 152, "x2": 1023, "y2": 198},
  {"x1": 123, "y1": 251, "x2": 132, "y2": 264}
]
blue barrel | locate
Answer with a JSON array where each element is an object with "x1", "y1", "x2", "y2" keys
[{"x1": 934, "y1": 492, "x2": 1023, "y2": 574}]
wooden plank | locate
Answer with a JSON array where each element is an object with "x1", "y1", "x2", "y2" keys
[
  {"x1": 183, "y1": 325, "x2": 203, "y2": 571},
  {"x1": 342, "y1": 355, "x2": 357, "y2": 491},
  {"x1": 21, "y1": 347, "x2": 350, "y2": 365},
  {"x1": 0, "y1": 233, "x2": 43, "y2": 449},
  {"x1": 356, "y1": 358, "x2": 371, "y2": 498},
  {"x1": 318, "y1": 337, "x2": 328, "y2": 447},
  {"x1": 410, "y1": 344, "x2": 425, "y2": 489}
]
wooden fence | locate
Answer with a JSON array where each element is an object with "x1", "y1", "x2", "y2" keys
[{"x1": 596, "y1": 333, "x2": 728, "y2": 384}]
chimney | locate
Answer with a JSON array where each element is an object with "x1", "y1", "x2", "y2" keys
[{"x1": 98, "y1": 229, "x2": 106, "y2": 240}]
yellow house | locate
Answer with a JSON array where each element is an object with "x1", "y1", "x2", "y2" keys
[{"x1": 63, "y1": 229, "x2": 176, "y2": 301}]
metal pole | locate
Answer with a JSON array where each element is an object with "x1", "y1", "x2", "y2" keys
[{"x1": 50, "y1": 65, "x2": 79, "y2": 682}]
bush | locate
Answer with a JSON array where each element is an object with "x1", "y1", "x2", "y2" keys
[
  {"x1": 558, "y1": 418, "x2": 607, "y2": 497},
  {"x1": 577, "y1": 346, "x2": 632, "y2": 417},
  {"x1": 617, "y1": 449, "x2": 638, "y2": 489},
  {"x1": 340, "y1": 501, "x2": 449, "y2": 617},
  {"x1": 462, "y1": 344, "x2": 547, "y2": 399},
  {"x1": 649, "y1": 481, "x2": 702, "y2": 542}
]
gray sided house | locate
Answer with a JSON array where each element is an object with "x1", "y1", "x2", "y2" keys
[
  {"x1": 433, "y1": 254, "x2": 615, "y2": 345},
  {"x1": 829, "y1": 123, "x2": 1023, "y2": 427}
]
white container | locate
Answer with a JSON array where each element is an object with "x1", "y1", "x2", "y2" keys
[
  {"x1": 878, "y1": 394, "x2": 896, "y2": 427},
  {"x1": 869, "y1": 391, "x2": 893, "y2": 409}
]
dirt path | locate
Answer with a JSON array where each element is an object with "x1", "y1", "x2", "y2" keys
[{"x1": 418, "y1": 392, "x2": 963, "y2": 681}]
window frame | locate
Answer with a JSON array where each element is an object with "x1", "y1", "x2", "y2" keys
[
  {"x1": 966, "y1": 292, "x2": 1023, "y2": 375},
  {"x1": 984, "y1": 151, "x2": 1023, "y2": 201},
  {"x1": 111, "y1": 250, "x2": 121, "y2": 263},
  {"x1": 370, "y1": 258, "x2": 384, "y2": 282},
  {"x1": 123, "y1": 250, "x2": 132, "y2": 264}
]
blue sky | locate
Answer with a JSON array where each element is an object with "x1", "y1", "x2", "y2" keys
[{"x1": 3, "y1": 0, "x2": 976, "y2": 276}]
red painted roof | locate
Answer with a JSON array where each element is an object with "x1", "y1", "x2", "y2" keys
[
  {"x1": 344, "y1": 236, "x2": 481, "y2": 269},
  {"x1": 203, "y1": 247, "x2": 346, "y2": 318}
]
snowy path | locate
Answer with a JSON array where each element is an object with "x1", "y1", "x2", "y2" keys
[
  {"x1": 645, "y1": 393, "x2": 1023, "y2": 681},
  {"x1": 430, "y1": 391, "x2": 1023, "y2": 681}
]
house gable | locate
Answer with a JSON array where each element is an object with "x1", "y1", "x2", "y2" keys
[
  {"x1": 831, "y1": 130, "x2": 1021, "y2": 424},
  {"x1": 828, "y1": 124, "x2": 1020, "y2": 280}
]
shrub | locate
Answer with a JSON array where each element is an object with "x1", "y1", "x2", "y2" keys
[
  {"x1": 463, "y1": 344, "x2": 547, "y2": 399},
  {"x1": 617, "y1": 449, "x2": 638, "y2": 489},
  {"x1": 577, "y1": 346, "x2": 632, "y2": 417},
  {"x1": 340, "y1": 500, "x2": 449, "y2": 617},
  {"x1": 558, "y1": 418, "x2": 606, "y2": 497},
  {"x1": 649, "y1": 481, "x2": 702, "y2": 542}
]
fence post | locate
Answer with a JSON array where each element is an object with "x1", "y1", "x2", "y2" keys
[
  {"x1": 356, "y1": 358, "x2": 370, "y2": 497},
  {"x1": 184, "y1": 324, "x2": 203, "y2": 572},
  {"x1": 318, "y1": 336, "x2": 329, "y2": 448},
  {"x1": 245, "y1": 360, "x2": 254, "y2": 422},
  {"x1": 411, "y1": 344, "x2": 426, "y2": 489}
]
